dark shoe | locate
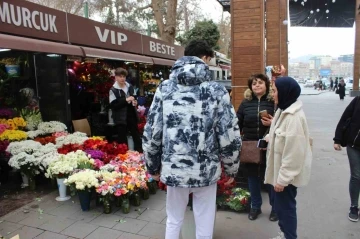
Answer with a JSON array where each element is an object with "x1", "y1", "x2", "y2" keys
[
  {"x1": 348, "y1": 206, "x2": 359, "y2": 222},
  {"x1": 269, "y1": 211, "x2": 279, "y2": 221},
  {"x1": 248, "y1": 208, "x2": 262, "y2": 220}
]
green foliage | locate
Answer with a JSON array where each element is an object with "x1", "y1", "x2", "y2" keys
[{"x1": 176, "y1": 20, "x2": 220, "y2": 50}]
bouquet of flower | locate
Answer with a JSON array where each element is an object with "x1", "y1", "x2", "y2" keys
[
  {"x1": 27, "y1": 130, "x2": 46, "y2": 139},
  {"x1": 34, "y1": 135, "x2": 56, "y2": 145},
  {"x1": 56, "y1": 132, "x2": 88, "y2": 148},
  {"x1": 6, "y1": 140, "x2": 42, "y2": 156},
  {"x1": 64, "y1": 169, "x2": 99, "y2": 191},
  {"x1": 101, "y1": 142, "x2": 128, "y2": 163},
  {"x1": 83, "y1": 138, "x2": 107, "y2": 150},
  {"x1": 137, "y1": 116, "x2": 146, "y2": 135},
  {"x1": 38, "y1": 121, "x2": 67, "y2": 134},
  {"x1": 0, "y1": 129, "x2": 27, "y2": 141},
  {"x1": 0, "y1": 108, "x2": 16, "y2": 119},
  {"x1": 45, "y1": 152, "x2": 79, "y2": 179},
  {"x1": 57, "y1": 143, "x2": 83, "y2": 154},
  {"x1": 19, "y1": 107, "x2": 43, "y2": 131},
  {"x1": 225, "y1": 188, "x2": 250, "y2": 212},
  {"x1": 96, "y1": 171, "x2": 119, "y2": 196},
  {"x1": 8, "y1": 152, "x2": 43, "y2": 176},
  {"x1": 39, "y1": 151, "x2": 60, "y2": 169},
  {"x1": 0, "y1": 117, "x2": 26, "y2": 130}
]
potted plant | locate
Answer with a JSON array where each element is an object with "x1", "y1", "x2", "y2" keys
[
  {"x1": 64, "y1": 169, "x2": 99, "y2": 211},
  {"x1": 0, "y1": 58, "x2": 21, "y2": 77}
]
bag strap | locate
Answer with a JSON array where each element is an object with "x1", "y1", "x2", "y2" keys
[{"x1": 262, "y1": 128, "x2": 270, "y2": 139}]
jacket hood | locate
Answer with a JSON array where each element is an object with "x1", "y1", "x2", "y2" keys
[
  {"x1": 244, "y1": 89, "x2": 273, "y2": 101},
  {"x1": 169, "y1": 56, "x2": 212, "y2": 86},
  {"x1": 113, "y1": 81, "x2": 130, "y2": 89}
]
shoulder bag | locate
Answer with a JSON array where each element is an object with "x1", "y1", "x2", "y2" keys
[{"x1": 240, "y1": 128, "x2": 270, "y2": 164}]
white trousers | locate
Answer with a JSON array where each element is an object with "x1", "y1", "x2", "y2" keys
[{"x1": 165, "y1": 183, "x2": 217, "y2": 239}]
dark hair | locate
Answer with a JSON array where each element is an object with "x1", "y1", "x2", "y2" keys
[
  {"x1": 184, "y1": 40, "x2": 214, "y2": 59},
  {"x1": 115, "y1": 68, "x2": 128, "y2": 77},
  {"x1": 248, "y1": 74, "x2": 270, "y2": 94}
]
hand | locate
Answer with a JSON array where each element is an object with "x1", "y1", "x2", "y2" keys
[
  {"x1": 261, "y1": 114, "x2": 273, "y2": 126},
  {"x1": 224, "y1": 177, "x2": 234, "y2": 186},
  {"x1": 126, "y1": 96, "x2": 135, "y2": 103},
  {"x1": 334, "y1": 144, "x2": 342, "y2": 151},
  {"x1": 151, "y1": 174, "x2": 160, "y2": 181},
  {"x1": 274, "y1": 183, "x2": 285, "y2": 192}
]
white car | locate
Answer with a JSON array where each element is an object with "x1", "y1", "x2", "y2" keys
[
  {"x1": 304, "y1": 80, "x2": 315, "y2": 88},
  {"x1": 345, "y1": 78, "x2": 360, "y2": 91}
]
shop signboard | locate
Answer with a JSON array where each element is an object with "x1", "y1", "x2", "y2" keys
[
  {"x1": 142, "y1": 35, "x2": 183, "y2": 60},
  {"x1": 66, "y1": 14, "x2": 143, "y2": 55},
  {"x1": 0, "y1": 0, "x2": 68, "y2": 42},
  {"x1": 0, "y1": 0, "x2": 184, "y2": 60}
]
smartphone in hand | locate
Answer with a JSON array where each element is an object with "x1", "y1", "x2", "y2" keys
[{"x1": 259, "y1": 110, "x2": 269, "y2": 118}]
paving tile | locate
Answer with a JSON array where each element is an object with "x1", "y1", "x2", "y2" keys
[
  {"x1": 84, "y1": 226, "x2": 123, "y2": 239},
  {"x1": 112, "y1": 218, "x2": 148, "y2": 234},
  {"x1": 139, "y1": 199, "x2": 166, "y2": 211},
  {"x1": 0, "y1": 221, "x2": 22, "y2": 236},
  {"x1": 48, "y1": 204, "x2": 81, "y2": 218},
  {"x1": 28, "y1": 199, "x2": 64, "y2": 212},
  {"x1": 67, "y1": 209, "x2": 102, "y2": 223},
  {"x1": 18, "y1": 213, "x2": 56, "y2": 228},
  {"x1": 6, "y1": 226, "x2": 44, "y2": 239},
  {"x1": 2, "y1": 210, "x2": 37, "y2": 223},
  {"x1": 35, "y1": 231, "x2": 68, "y2": 239},
  {"x1": 89, "y1": 214, "x2": 122, "y2": 228},
  {"x1": 38, "y1": 217, "x2": 76, "y2": 233},
  {"x1": 160, "y1": 217, "x2": 166, "y2": 225},
  {"x1": 114, "y1": 207, "x2": 146, "y2": 219},
  {"x1": 138, "y1": 222, "x2": 165, "y2": 239},
  {"x1": 137, "y1": 209, "x2": 166, "y2": 223},
  {"x1": 60, "y1": 221, "x2": 98, "y2": 239},
  {"x1": 118, "y1": 232, "x2": 149, "y2": 239}
]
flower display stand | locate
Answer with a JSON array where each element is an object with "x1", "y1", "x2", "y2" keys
[{"x1": 56, "y1": 178, "x2": 71, "y2": 201}]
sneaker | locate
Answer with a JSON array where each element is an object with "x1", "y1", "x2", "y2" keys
[
  {"x1": 348, "y1": 206, "x2": 359, "y2": 222},
  {"x1": 269, "y1": 211, "x2": 279, "y2": 221},
  {"x1": 248, "y1": 208, "x2": 262, "y2": 220},
  {"x1": 270, "y1": 232, "x2": 285, "y2": 239}
]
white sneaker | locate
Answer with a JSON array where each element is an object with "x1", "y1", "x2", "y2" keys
[{"x1": 270, "y1": 232, "x2": 285, "y2": 239}]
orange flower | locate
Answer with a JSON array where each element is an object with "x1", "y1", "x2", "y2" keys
[{"x1": 118, "y1": 153, "x2": 128, "y2": 162}]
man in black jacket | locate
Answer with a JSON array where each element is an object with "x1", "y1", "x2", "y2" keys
[{"x1": 109, "y1": 68, "x2": 142, "y2": 152}]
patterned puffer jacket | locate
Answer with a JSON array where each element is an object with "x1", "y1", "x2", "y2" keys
[{"x1": 142, "y1": 56, "x2": 241, "y2": 188}]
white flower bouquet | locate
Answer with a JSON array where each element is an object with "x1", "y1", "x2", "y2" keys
[
  {"x1": 55, "y1": 132, "x2": 88, "y2": 148},
  {"x1": 38, "y1": 121, "x2": 67, "y2": 134},
  {"x1": 6, "y1": 140, "x2": 42, "y2": 155},
  {"x1": 8, "y1": 152, "x2": 43, "y2": 176},
  {"x1": 27, "y1": 130, "x2": 46, "y2": 139},
  {"x1": 64, "y1": 169, "x2": 99, "y2": 191}
]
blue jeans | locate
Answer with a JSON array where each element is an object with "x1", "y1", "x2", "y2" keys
[
  {"x1": 347, "y1": 146, "x2": 360, "y2": 207},
  {"x1": 274, "y1": 185, "x2": 297, "y2": 239},
  {"x1": 248, "y1": 176, "x2": 275, "y2": 211}
]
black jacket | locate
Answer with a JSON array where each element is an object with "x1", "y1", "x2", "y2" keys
[
  {"x1": 236, "y1": 89, "x2": 275, "y2": 177},
  {"x1": 110, "y1": 85, "x2": 138, "y2": 125},
  {"x1": 237, "y1": 90, "x2": 275, "y2": 141},
  {"x1": 334, "y1": 96, "x2": 360, "y2": 149}
]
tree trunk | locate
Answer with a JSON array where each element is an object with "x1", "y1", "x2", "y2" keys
[
  {"x1": 184, "y1": 0, "x2": 189, "y2": 32},
  {"x1": 151, "y1": 0, "x2": 178, "y2": 44}
]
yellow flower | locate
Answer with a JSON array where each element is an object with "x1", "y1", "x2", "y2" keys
[
  {"x1": 91, "y1": 136, "x2": 104, "y2": 141},
  {"x1": 0, "y1": 119, "x2": 6, "y2": 124},
  {"x1": 0, "y1": 130, "x2": 27, "y2": 141},
  {"x1": 8, "y1": 122, "x2": 16, "y2": 130}
]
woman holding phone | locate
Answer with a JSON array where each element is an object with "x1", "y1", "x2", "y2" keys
[{"x1": 236, "y1": 74, "x2": 277, "y2": 221}]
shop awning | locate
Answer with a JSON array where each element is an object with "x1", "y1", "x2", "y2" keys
[
  {"x1": 81, "y1": 47, "x2": 153, "y2": 64},
  {"x1": 0, "y1": 34, "x2": 85, "y2": 56},
  {"x1": 152, "y1": 57, "x2": 175, "y2": 66},
  {"x1": 219, "y1": 64, "x2": 231, "y2": 70}
]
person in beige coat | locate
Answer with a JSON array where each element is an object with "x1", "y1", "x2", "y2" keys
[{"x1": 265, "y1": 77, "x2": 312, "y2": 239}]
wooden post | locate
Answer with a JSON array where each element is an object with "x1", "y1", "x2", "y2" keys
[
  {"x1": 352, "y1": 0, "x2": 360, "y2": 96},
  {"x1": 265, "y1": 0, "x2": 288, "y2": 73},
  {"x1": 231, "y1": 0, "x2": 266, "y2": 107}
]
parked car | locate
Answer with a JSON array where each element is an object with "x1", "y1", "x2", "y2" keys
[
  {"x1": 345, "y1": 78, "x2": 360, "y2": 91},
  {"x1": 304, "y1": 80, "x2": 315, "y2": 88},
  {"x1": 298, "y1": 78, "x2": 305, "y2": 84}
]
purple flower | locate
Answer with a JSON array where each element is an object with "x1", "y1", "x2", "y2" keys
[
  {"x1": 0, "y1": 109, "x2": 15, "y2": 119},
  {"x1": 85, "y1": 149, "x2": 104, "y2": 159}
]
